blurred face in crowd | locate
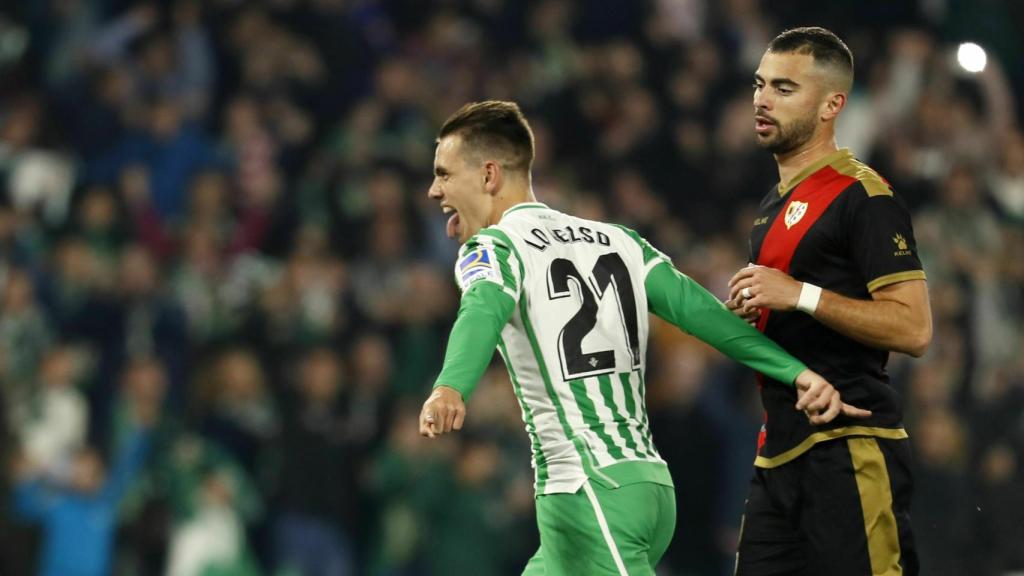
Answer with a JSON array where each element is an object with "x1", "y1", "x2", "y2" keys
[
  {"x1": 71, "y1": 448, "x2": 104, "y2": 494},
  {"x1": 429, "y1": 135, "x2": 496, "y2": 244},
  {"x1": 149, "y1": 100, "x2": 183, "y2": 139},
  {"x1": 201, "y1": 470, "x2": 234, "y2": 507},
  {"x1": 78, "y1": 187, "x2": 117, "y2": 234},
  {"x1": 300, "y1": 348, "x2": 342, "y2": 404},
  {"x1": 215, "y1": 349, "x2": 267, "y2": 407},
  {"x1": 189, "y1": 171, "x2": 228, "y2": 218},
  {"x1": 124, "y1": 358, "x2": 168, "y2": 405},
  {"x1": 119, "y1": 245, "x2": 158, "y2": 297},
  {"x1": 2, "y1": 270, "x2": 35, "y2": 313},
  {"x1": 41, "y1": 347, "x2": 77, "y2": 389},
  {"x1": 753, "y1": 51, "x2": 845, "y2": 155},
  {"x1": 352, "y1": 335, "x2": 392, "y2": 391}
]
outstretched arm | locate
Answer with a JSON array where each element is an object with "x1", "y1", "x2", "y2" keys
[
  {"x1": 421, "y1": 282, "x2": 515, "y2": 438},
  {"x1": 646, "y1": 261, "x2": 869, "y2": 424},
  {"x1": 646, "y1": 262, "x2": 807, "y2": 384}
]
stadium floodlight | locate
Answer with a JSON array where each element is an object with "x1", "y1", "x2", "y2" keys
[{"x1": 956, "y1": 42, "x2": 987, "y2": 74}]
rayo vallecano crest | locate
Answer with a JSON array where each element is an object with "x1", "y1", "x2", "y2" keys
[{"x1": 784, "y1": 201, "x2": 808, "y2": 229}]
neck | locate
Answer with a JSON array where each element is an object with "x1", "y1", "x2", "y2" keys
[
  {"x1": 775, "y1": 131, "x2": 838, "y2": 188},
  {"x1": 488, "y1": 177, "x2": 537, "y2": 226}
]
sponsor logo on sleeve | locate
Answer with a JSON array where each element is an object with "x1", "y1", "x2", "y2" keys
[{"x1": 893, "y1": 233, "x2": 912, "y2": 256}]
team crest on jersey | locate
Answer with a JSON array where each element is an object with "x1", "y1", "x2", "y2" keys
[
  {"x1": 784, "y1": 201, "x2": 808, "y2": 229},
  {"x1": 457, "y1": 246, "x2": 500, "y2": 290}
]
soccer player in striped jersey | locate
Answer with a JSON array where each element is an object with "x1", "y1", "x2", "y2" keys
[{"x1": 419, "y1": 100, "x2": 869, "y2": 576}]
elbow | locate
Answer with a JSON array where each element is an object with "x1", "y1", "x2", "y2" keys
[{"x1": 903, "y1": 324, "x2": 933, "y2": 358}]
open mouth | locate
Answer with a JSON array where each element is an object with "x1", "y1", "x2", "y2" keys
[
  {"x1": 755, "y1": 116, "x2": 776, "y2": 134},
  {"x1": 443, "y1": 205, "x2": 460, "y2": 239}
]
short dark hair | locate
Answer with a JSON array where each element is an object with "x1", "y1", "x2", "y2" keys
[
  {"x1": 768, "y1": 27, "x2": 854, "y2": 89},
  {"x1": 438, "y1": 101, "x2": 535, "y2": 173}
]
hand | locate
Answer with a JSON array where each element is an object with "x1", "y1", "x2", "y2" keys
[
  {"x1": 728, "y1": 265, "x2": 803, "y2": 312},
  {"x1": 419, "y1": 386, "x2": 466, "y2": 439},
  {"x1": 725, "y1": 292, "x2": 761, "y2": 326},
  {"x1": 793, "y1": 369, "x2": 872, "y2": 425}
]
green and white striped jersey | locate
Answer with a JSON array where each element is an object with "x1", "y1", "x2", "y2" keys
[
  {"x1": 438, "y1": 202, "x2": 806, "y2": 495},
  {"x1": 451, "y1": 203, "x2": 671, "y2": 495}
]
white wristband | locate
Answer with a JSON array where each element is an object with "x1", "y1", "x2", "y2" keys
[{"x1": 796, "y1": 282, "x2": 822, "y2": 315}]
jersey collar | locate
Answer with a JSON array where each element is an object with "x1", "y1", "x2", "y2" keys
[
  {"x1": 778, "y1": 148, "x2": 853, "y2": 197},
  {"x1": 501, "y1": 202, "x2": 549, "y2": 219}
]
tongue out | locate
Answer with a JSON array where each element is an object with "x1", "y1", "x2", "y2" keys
[{"x1": 446, "y1": 212, "x2": 460, "y2": 239}]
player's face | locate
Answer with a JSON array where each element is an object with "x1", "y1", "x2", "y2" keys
[
  {"x1": 753, "y1": 51, "x2": 824, "y2": 155},
  {"x1": 429, "y1": 135, "x2": 491, "y2": 244}
]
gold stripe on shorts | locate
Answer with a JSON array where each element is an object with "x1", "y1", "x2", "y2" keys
[{"x1": 848, "y1": 437, "x2": 903, "y2": 575}]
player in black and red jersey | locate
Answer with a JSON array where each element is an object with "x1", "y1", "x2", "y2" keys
[{"x1": 725, "y1": 27, "x2": 932, "y2": 576}]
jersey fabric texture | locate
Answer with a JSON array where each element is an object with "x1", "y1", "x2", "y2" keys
[
  {"x1": 747, "y1": 148, "x2": 926, "y2": 468},
  {"x1": 435, "y1": 202, "x2": 808, "y2": 496}
]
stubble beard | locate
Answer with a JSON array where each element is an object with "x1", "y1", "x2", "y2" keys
[{"x1": 758, "y1": 113, "x2": 818, "y2": 156}]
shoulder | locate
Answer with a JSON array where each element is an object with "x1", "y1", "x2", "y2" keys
[
  {"x1": 831, "y1": 156, "x2": 894, "y2": 199},
  {"x1": 606, "y1": 222, "x2": 644, "y2": 245},
  {"x1": 827, "y1": 158, "x2": 916, "y2": 224},
  {"x1": 462, "y1": 225, "x2": 516, "y2": 253},
  {"x1": 457, "y1": 227, "x2": 524, "y2": 285}
]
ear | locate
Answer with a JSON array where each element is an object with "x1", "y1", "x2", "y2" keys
[
  {"x1": 483, "y1": 160, "x2": 503, "y2": 195},
  {"x1": 821, "y1": 91, "x2": 847, "y2": 121}
]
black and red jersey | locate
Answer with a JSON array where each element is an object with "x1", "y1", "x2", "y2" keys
[{"x1": 747, "y1": 148, "x2": 926, "y2": 469}]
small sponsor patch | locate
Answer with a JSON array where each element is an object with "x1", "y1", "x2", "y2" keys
[{"x1": 457, "y1": 246, "x2": 500, "y2": 290}]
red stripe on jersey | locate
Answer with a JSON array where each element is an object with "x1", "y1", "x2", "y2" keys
[
  {"x1": 752, "y1": 166, "x2": 855, "y2": 455},
  {"x1": 755, "y1": 166, "x2": 856, "y2": 332}
]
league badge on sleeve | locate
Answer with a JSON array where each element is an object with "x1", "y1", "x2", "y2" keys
[{"x1": 457, "y1": 246, "x2": 501, "y2": 290}]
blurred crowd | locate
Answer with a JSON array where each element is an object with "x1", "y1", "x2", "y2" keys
[{"x1": 0, "y1": 1, "x2": 1021, "y2": 575}]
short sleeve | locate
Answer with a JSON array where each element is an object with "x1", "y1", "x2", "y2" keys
[
  {"x1": 846, "y1": 186, "x2": 927, "y2": 292},
  {"x1": 455, "y1": 231, "x2": 522, "y2": 302}
]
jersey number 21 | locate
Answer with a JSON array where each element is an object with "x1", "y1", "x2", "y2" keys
[{"x1": 547, "y1": 252, "x2": 641, "y2": 380}]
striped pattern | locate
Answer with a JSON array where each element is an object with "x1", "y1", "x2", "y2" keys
[{"x1": 461, "y1": 204, "x2": 666, "y2": 494}]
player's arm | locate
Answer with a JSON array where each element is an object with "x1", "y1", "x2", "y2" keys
[
  {"x1": 420, "y1": 235, "x2": 519, "y2": 438},
  {"x1": 646, "y1": 262, "x2": 868, "y2": 423},
  {"x1": 728, "y1": 189, "x2": 932, "y2": 357},
  {"x1": 729, "y1": 270, "x2": 930, "y2": 357},
  {"x1": 422, "y1": 282, "x2": 515, "y2": 438},
  {"x1": 647, "y1": 262, "x2": 804, "y2": 383}
]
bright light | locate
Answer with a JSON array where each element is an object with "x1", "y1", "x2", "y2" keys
[{"x1": 957, "y1": 42, "x2": 987, "y2": 73}]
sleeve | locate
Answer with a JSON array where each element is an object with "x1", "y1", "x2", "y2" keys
[
  {"x1": 845, "y1": 187, "x2": 927, "y2": 292},
  {"x1": 452, "y1": 231, "x2": 522, "y2": 302},
  {"x1": 435, "y1": 231, "x2": 521, "y2": 400},
  {"x1": 645, "y1": 260, "x2": 807, "y2": 385}
]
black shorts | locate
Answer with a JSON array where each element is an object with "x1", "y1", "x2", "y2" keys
[{"x1": 735, "y1": 436, "x2": 917, "y2": 576}]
